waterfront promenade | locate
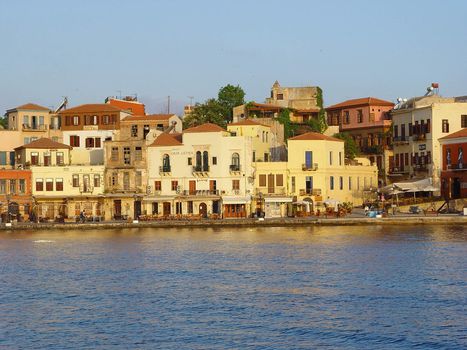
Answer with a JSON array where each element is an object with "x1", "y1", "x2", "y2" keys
[{"x1": 1, "y1": 210, "x2": 465, "y2": 231}]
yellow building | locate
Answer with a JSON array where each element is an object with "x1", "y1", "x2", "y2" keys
[
  {"x1": 227, "y1": 119, "x2": 272, "y2": 162},
  {"x1": 14, "y1": 138, "x2": 105, "y2": 221}
]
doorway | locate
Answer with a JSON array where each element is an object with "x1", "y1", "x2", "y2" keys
[
  {"x1": 134, "y1": 200, "x2": 142, "y2": 219},
  {"x1": 163, "y1": 202, "x2": 171, "y2": 216},
  {"x1": 199, "y1": 202, "x2": 207, "y2": 218},
  {"x1": 113, "y1": 200, "x2": 122, "y2": 219}
]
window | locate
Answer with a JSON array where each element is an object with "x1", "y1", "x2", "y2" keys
[
  {"x1": 43, "y1": 153, "x2": 51, "y2": 166},
  {"x1": 339, "y1": 152, "x2": 342, "y2": 166},
  {"x1": 394, "y1": 125, "x2": 399, "y2": 138},
  {"x1": 0, "y1": 152, "x2": 6, "y2": 165},
  {"x1": 55, "y1": 152, "x2": 64, "y2": 166},
  {"x1": 427, "y1": 151, "x2": 431, "y2": 164},
  {"x1": 330, "y1": 176, "x2": 334, "y2": 190},
  {"x1": 19, "y1": 179, "x2": 26, "y2": 193},
  {"x1": 135, "y1": 147, "x2": 142, "y2": 161},
  {"x1": 123, "y1": 147, "x2": 131, "y2": 165},
  {"x1": 152, "y1": 202, "x2": 159, "y2": 215},
  {"x1": 203, "y1": 151, "x2": 209, "y2": 171},
  {"x1": 405, "y1": 153, "x2": 409, "y2": 166},
  {"x1": 187, "y1": 157, "x2": 192, "y2": 165},
  {"x1": 344, "y1": 110, "x2": 350, "y2": 124},
  {"x1": 0, "y1": 179, "x2": 5, "y2": 193},
  {"x1": 39, "y1": 116, "x2": 44, "y2": 127},
  {"x1": 305, "y1": 176, "x2": 313, "y2": 193},
  {"x1": 210, "y1": 180, "x2": 217, "y2": 192},
  {"x1": 252, "y1": 151, "x2": 256, "y2": 162},
  {"x1": 162, "y1": 154, "x2": 171, "y2": 172},
  {"x1": 171, "y1": 180, "x2": 178, "y2": 191},
  {"x1": 102, "y1": 115, "x2": 110, "y2": 125},
  {"x1": 46, "y1": 179, "x2": 53, "y2": 191},
  {"x1": 276, "y1": 174, "x2": 283, "y2": 186},
  {"x1": 94, "y1": 174, "x2": 100, "y2": 188},
  {"x1": 111, "y1": 147, "x2": 118, "y2": 161},
  {"x1": 95, "y1": 138, "x2": 101, "y2": 148},
  {"x1": 70, "y1": 135, "x2": 80, "y2": 147},
  {"x1": 195, "y1": 151, "x2": 202, "y2": 170},
  {"x1": 409, "y1": 123, "x2": 413, "y2": 136},
  {"x1": 259, "y1": 174, "x2": 266, "y2": 187},
  {"x1": 9, "y1": 179, "x2": 16, "y2": 194},
  {"x1": 56, "y1": 178, "x2": 63, "y2": 191},
  {"x1": 31, "y1": 152, "x2": 39, "y2": 165},
  {"x1": 231, "y1": 153, "x2": 240, "y2": 171},
  {"x1": 232, "y1": 179, "x2": 240, "y2": 190},
  {"x1": 291, "y1": 176, "x2": 296, "y2": 193},
  {"x1": 111, "y1": 172, "x2": 118, "y2": 186},
  {"x1": 348, "y1": 177, "x2": 352, "y2": 190},
  {"x1": 339, "y1": 176, "x2": 343, "y2": 190},
  {"x1": 187, "y1": 201, "x2": 193, "y2": 214},
  {"x1": 277, "y1": 93, "x2": 283, "y2": 100},
  {"x1": 136, "y1": 171, "x2": 142, "y2": 187},
  {"x1": 72, "y1": 174, "x2": 79, "y2": 187},
  {"x1": 23, "y1": 115, "x2": 29, "y2": 127},
  {"x1": 357, "y1": 109, "x2": 363, "y2": 123},
  {"x1": 85, "y1": 137, "x2": 95, "y2": 148},
  {"x1": 131, "y1": 125, "x2": 138, "y2": 137},
  {"x1": 73, "y1": 115, "x2": 79, "y2": 125},
  {"x1": 123, "y1": 172, "x2": 130, "y2": 190},
  {"x1": 442, "y1": 119, "x2": 449, "y2": 133},
  {"x1": 462, "y1": 115, "x2": 467, "y2": 128},
  {"x1": 154, "y1": 181, "x2": 161, "y2": 191},
  {"x1": 23, "y1": 137, "x2": 30, "y2": 145},
  {"x1": 305, "y1": 151, "x2": 313, "y2": 168},
  {"x1": 329, "y1": 151, "x2": 333, "y2": 165},
  {"x1": 36, "y1": 178, "x2": 44, "y2": 191},
  {"x1": 212, "y1": 157, "x2": 217, "y2": 165}
]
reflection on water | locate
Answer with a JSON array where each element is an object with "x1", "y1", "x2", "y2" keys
[{"x1": 1, "y1": 225, "x2": 466, "y2": 349}]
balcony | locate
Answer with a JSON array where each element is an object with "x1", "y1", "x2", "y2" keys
[
  {"x1": 159, "y1": 165, "x2": 171, "y2": 175},
  {"x1": 412, "y1": 133, "x2": 426, "y2": 141},
  {"x1": 302, "y1": 163, "x2": 318, "y2": 171},
  {"x1": 414, "y1": 164, "x2": 428, "y2": 171},
  {"x1": 389, "y1": 167, "x2": 410, "y2": 175},
  {"x1": 299, "y1": 188, "x2": 322, "y2": 196},
  {"x1": 182, "y1": 189, "x2": 219, "y2": 196},
  {"x1": 229, "y1": 164, "x2": 241, "y2": 173},
  {"x1": 393, "y1": 136, "x2": 409, "y2": 144},
  {"x1": 255, "y1": 187, "x2": 286, "y2": 196},
  {"x1": 192, "y1": 165, "x2": 210, "y2": 176},
  {"x1": 447, "y1": 163, "x2": 466, "y2": 171},
  {"x1": 22, "y1": 124, "x2": 48, "y2": 131}
]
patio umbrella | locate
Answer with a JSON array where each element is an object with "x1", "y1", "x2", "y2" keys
[{"x1": 324, "y1": 199, "x2": 340, "y2": 211}]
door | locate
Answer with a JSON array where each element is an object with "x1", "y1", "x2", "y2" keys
[
  {"x1": 134, "y1": 200, "x2": 142, "y2": 219},
  {"x1": 114, "y1": 200, "x2": 122, "y2": 219},
  {"x1": 199, "y1": 202, "x2": 207, "y2": 218},
  {"x1": 305, "y1": 151, "x2": 313, "y2": 168},
  {"x1": 163, "y1": 202, "x2": 171, "y2": 216},
  {"x1": 452, "y1": 178, "x2": 461, "y2": 199},
  {"x1": 189, "y1": 180, "x2": 196, "y2": 195}
]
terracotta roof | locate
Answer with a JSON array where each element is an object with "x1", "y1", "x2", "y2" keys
[
  {"x1": 183, "y1": 123, "x2": 226, "y2": 133},
  {"x1": 122, "y1": 114, "x2": 176, "y2": 122},
  {"x1": 149, "y1": 133, "x2": 183, "y2": 147},
  {"x1": 15, "y1": 137, "x2": 72, "y2": 150},
  {"x1": 228, "y1": 119, "x2": 270, "y2": 128},
  {"x1": 439, "y1": 128, "x2": 467, "y2": 140},
  {"x1": 58, "y1": 104, "x2": 123, "y2": 114},
  {"x1": 326, "y1": 97, "x2": 394, "y2": 110},
  {"x1": 9, "y1": 103, "x2": 50, "y2": 112},
  {"x1": 288, "y1": 132, "x2": 344, "y2": 142}
]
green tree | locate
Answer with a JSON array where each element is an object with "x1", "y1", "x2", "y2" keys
[
  {"x1": 277, "y1": 108, "x2": 297, "y2": 140},
  {"x1": 217, "y1": 84, "x2": 245, "y2": 122},
  {"x1": 0, "y1": 115, "x2": 7, "y2": 129},
  {"x1": 183, "y1": 98, "x2": 227, "y2": 128},
  {"x1": 312, "y1": 86, "x2": 328, "y2": 133},
  {"x1": 306, "y1": 117, "x2": 327, "y2": 134},
  {"x1": 333, "y1": 132, "x2": 359, "y2": 159}
]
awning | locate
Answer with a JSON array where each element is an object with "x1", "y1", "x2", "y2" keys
[
  {"x1": 264, "y1": 197, "x2": 293, "y2": 203},
  {"x1": 222, "y1": 196, "x2": 250, "y2": 204}
]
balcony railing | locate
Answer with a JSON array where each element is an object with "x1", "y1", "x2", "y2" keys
[
  {"x1": 229, "y1": 164, "x2": 241, "y2": 172},
  {"x1": 412, "y1": 133, "x2": 426, "y2": 141},
  {"x1": 299, "y1": 188, "x2": 322, "y2": 196},
  {"x1": 302, "y1": 163, "x2": 318, "y2": 171},
  {"x1": 22, "y1": 124, "x2": 48, "y2": 131},
  {"x1": 159, "y1": 165, "x2": 171, "y2": 173},
  {"x1": 393, "y1": 136, "x2": 409, "y2": 144},
  {"x1": 255, "y1": 187, "x2": 286, "y2": 196},
  {"x1": 192, "y1": 165, "x2": 210, "y2": 173},
  {"x1": 182, "y1": 189, "x2": 219, "y2": 196},
  {"x1": 389, "y1": 167, "x2": 409, "y2": 174},
  {"x1": 447, "y1": 163, "x2": 465, "y2": 171}
]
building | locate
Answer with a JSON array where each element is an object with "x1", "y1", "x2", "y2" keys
[
  {"x1": 14, "y1": 138, "x2": 105, "y2": 221},
  {"x1": 439, "y1": 128, "x2": 467, "y2": 199},
  {"x1": 102, "y1": 114, "x2": 182, "y2": 220},
  {"x1": 325, "y1": 97, "x2": 394, "y2": 184},
  {"x1": 0, "y1": 169, "x2": 32, "y2": 221},
  {"x1": 146, "y1": 123, "x2": 254, "y2": 219},
  {"x1": 227, "y1": 119, "x2": 272, "y2": 162},
  {"x1": 106, "y1": 96, "x2": 146, "y2": 115},
  {"x1": 58, "y1": 103, "x2": 132, "y2": 164},
  {"x1": 390, "y1": 94, "x2": 467, "y2": 188}
]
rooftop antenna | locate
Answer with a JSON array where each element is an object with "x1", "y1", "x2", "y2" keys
[
  {"x1": 117, "y1": 90, "x2": 122, "y2": 99},
  {"x1": 167, "y1": 96, "x2": 171, "y2": 114},
  {"x1": 188, "y1": 96, "x2": 194, "y2": 106}
]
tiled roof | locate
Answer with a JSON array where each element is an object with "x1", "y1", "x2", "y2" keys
[
  {"x1": 122, "y1": 114, "x2": 175, "y2": 122},
  {"x1": 326, "y1": 97, "x2": 394, "y2": 110},
  {"x1": 228, "y1": 119, "x2": 270, "y2": 128},
  {"x1": 58, "y1": 104, "x2": 123, "y2": 114},
  {"x1": 288, "y1": 132, "x2": 344, "y2": 142},
  {"x1": 183, "y1": 123, "x2": 226, "y2": 133},
  {"x1": 9, "y1": 103, "x2": 50, "y2": 112},
  {"x1": 149, "y1": 133, "x2": 183, "y2": 147},
  {"x1": 15, "y1": 137, "x2": 72, "y2": 150},
  {"x1": 439, "y1": 128, "x2": 467, "y2": 140}
]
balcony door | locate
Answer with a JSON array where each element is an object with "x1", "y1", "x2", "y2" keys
[{"x1": 267, "y1": 174, "x2": 275, "y2": 194}]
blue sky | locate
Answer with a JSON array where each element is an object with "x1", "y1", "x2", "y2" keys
[{"x1": 1, "y1": 0, "x2": 466, "y2": 115}]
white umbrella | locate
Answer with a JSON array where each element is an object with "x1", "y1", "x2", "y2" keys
[{"x1": 324, "y1": 199, "x2": 340, "y2": 212}]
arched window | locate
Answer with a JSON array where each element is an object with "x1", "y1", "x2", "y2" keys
[
  {"x1": 196, "y1": 151, "x2": 202, "y2": 170},
  {"x1": 203, "y1": 151, "x2": 209, "y2": 171},
  {"x1": 231, "y1": 153, "x2": 240, "y2": 171},
  {"x1": 163, "y1": 154, "x2": 170, "y2": 172}
]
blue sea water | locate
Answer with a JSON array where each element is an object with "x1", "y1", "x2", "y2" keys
[{"x1": 0, "y1": 225, "x2": 466, "y2": 349}]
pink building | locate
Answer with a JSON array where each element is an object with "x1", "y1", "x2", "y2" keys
[{"x1": 326, "y1": 97, "x2": 394, "y2": 184}]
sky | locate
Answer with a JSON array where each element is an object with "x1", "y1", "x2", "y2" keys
[{"x1": 1, "y1": 0, "x2": 466, "y2": 115}]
